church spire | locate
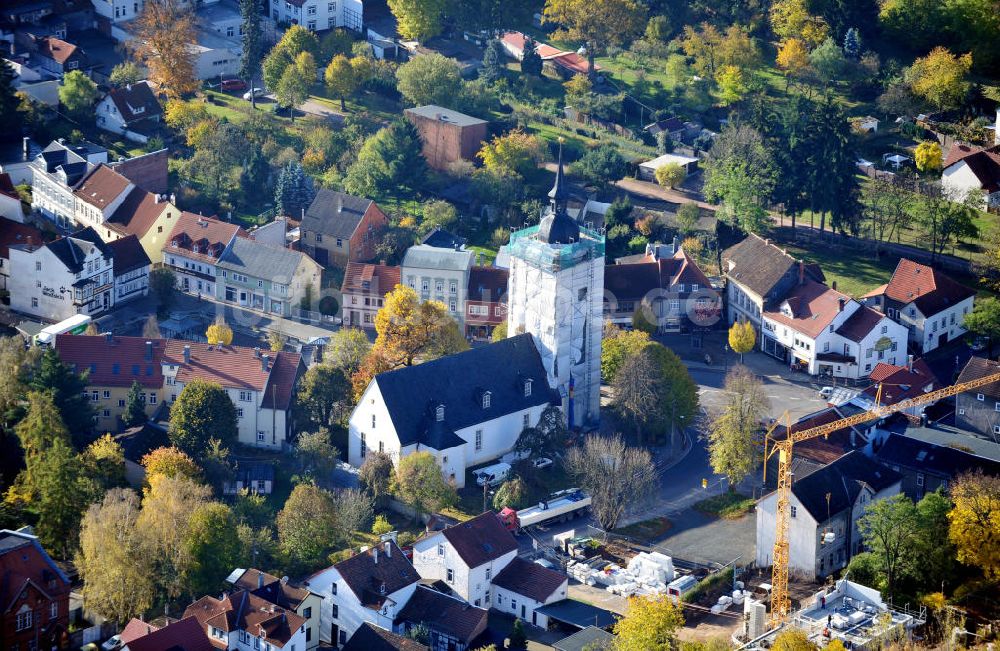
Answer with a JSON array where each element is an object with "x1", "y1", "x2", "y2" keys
[
  {"x1": 537, "y1": 139, "x2": 580, "y2": 244},
  {"x1": 547, "y1": 138, "x2": 569, "y2": 214}
]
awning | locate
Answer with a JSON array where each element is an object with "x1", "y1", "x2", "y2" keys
[
  {"x1": 817, "y1": 353, "x2": 854, "y2": 364},
  {"x1": 535, "y1": 599, "x2": 619, "y2": 630}
]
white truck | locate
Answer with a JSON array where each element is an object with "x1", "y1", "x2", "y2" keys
[
  {"x1": 35, "y1": 314, "x2": 92, "y2": 346},
  {"x1": 498, "y1": 488, "x2": 592, "y2": 532}
]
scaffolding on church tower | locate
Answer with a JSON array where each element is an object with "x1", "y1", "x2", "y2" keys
[{"x1": 507, "y1": 224, "x2": 605, "y2": 273}]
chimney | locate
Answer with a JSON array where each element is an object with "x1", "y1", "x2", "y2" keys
[
  {"x1": 145, "y1": 340, "x2": 153, "y2": 360},
  {"x1": 183, "y1": 345, "x2": 191, "y2": 363},
  {"x1": 170, "y1": 193, "x2": 176, "y2": 204},
  {"x1": 22, "y1": 136, "x2": 29, "y2": 156},
  {"x1": 908, "y1": 355, "x2": 914, "y2": 372},
  {"x1": 254, "y1": 346, "x2": 261, "y2": 358},
  {"x1": 672, "y1": 234, "x2": 680, "y2": 253},
  {"x1": 258, "y1": 572, "x2": 264, "y2": 589},
  {"x1": 798, "y1": 261, "x2": 805, "y2": 285},
  {"x1": 58, "y1": 137, "x2": 65, "y2": 145},
  {"x1": 373, "y1": 546, "x2": 378, "y2": 564},
  {"x1": 337, "y1": 196, "x2": 343, "y2": 213},
  {"x1": 261, "y1": 354, "x2": 270, "y2": 372},
  {"x1": 838, "y1": 298, "x2": 845, "y2": 312},
  {"x1": 384, "y1": 541, "x2": 391, "y2": 557},
  {"x1": 154, "y1": 194, "x2": 161, "y2": 204},
  {"x1": 105, "y1": 332, "x2": 113, "y2": 343},
  {"x1": 126, "y1": 83, "x2": 131, "y2": 91},
  {"x1": 831, "y1": 281, "x2": 837, "y2": 291}
]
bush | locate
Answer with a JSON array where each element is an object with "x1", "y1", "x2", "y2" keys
[
  {"x1": 371, "y1": 514, "x2": 393, "y2": 536},
  {"x1": 683, "y1": 567, "x2": 734, "y2": 604}
]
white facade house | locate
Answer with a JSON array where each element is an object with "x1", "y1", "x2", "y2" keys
[
  {"x1": 304, "y1": 541, "x2": 419, "y2": 647},
  {"x1": 506, "y1": 155, "x2": 604, "y2": 428},
  {"x1": 162, "y1": 212, "x2": 245, "y2": 299},
  {"x1": 8, "y1": 227, "x2": 115, "y2": 321},
  {"x1": 761, "y1": 281, "x2": 909, "y2": 379},
  {"x1": 941, "y1": 131, "x2": 1000, "y2": 211},
  {"x1": 29, "y1": 140, "x2": 108, "y2": 228},
  {"x1": 402, "y1": 244, "x2": 474, "y2": 327},
  {"x1": 108, "y1": 235, "x2": 151, "y2": 305},
  {"x1": 862, "y1": 258, "x2": 976, "y2": 354},
  {"x1": 73, "y1": 164, "x2": 135, "y2": 231},
  {"x1": 268, "y1": 0, "x2": 363, "y2": 33},
  {"x1": 756, "y1": 451, "x2": 902, "y2": 579},
  {"x1": 347, "y1": 334, "x2": 553, "y2": 487},
  {"x1": 490, "y1": 557, "x2": 568, "y2": 629},
  {"x1": 411, "y1": 512, "x2": 519, "y2": 607}
]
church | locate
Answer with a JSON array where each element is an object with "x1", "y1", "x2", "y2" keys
[{"x1": 345, "y1": 147, "x2": 606, "y2": 483}]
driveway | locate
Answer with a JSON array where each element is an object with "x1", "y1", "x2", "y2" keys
[{"x1": 262, "y1": 93, "x2": 345, "y2": 126}]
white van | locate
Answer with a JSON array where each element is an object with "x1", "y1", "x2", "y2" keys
[{"x1": 473, "y1": 462, "x2": 512, "y2": 487}]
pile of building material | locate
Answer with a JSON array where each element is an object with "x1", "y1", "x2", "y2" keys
[
  {"x1": 566, "y1": 551, "x2": 679, "y2": 598},
  {"x1": 711, "y1": 590, "x2": 750, "y2": 614}
]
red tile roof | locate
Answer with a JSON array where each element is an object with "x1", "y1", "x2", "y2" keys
[
  {"x1": 467, "y1": 266, "x2": 508, "y2": 303},
  {"x1": 261, "y1": 350, "x2": 303, "y2": 411},
  {"x1": 330, "y1": 541, "x2": 419, "y2": 610},
  {"x1": 106, "y1": 81, "x2": 163, "y2": 125},
  {"x1": 120, "y1": 618, "x2": 161, "y2": 645},
  {"x1": 0, "y1": 216, "x2": 42, "y2": 259},
  {"x1": 165, "y1": 212, "x2": 245, "y2": 265},
  {"x1": 441, "y1": 511, "x2": 518, "y2": 568},
  {"x1": 38, "y1": 36, "x2": 79, "y2": 65},
  {"x1": 163, "y1": 340, "x2": 301, "y2": 396},
  {"x1": 943, "y1": 143, "x2": 981, "y2": 168},
  {"x1": 108, "y1": 187, "x2": 170, "y2": 238},
  {"x1": 881, "y1": 259, "x2": 976, "y2": 316},
  {"x1": 491, "y1": 556, "x2": 567, "y2": 602},
  {"x1": 764, "y1": 281, "x2": 851, "y2": 339},
  {"x1": 232, "y1": 569, "x2": 311, "y2": 610},
  {"x1": 73, "y1": 164, "x2": 132, "y2": 210},
  {"x1": 957, "y1": 356, "x2": 1000, "y2": 400},
  {"x1": 550, "y1": 51, "x2": 601, "y2": 75},
  {"x1": 771, "y1": 408, "x2": 862, "y2": 465},
  {"x1": 184, "y1": 591, "x2": 305, "y2": 649},
  {"x1": 500, "y1": 31, "x2": 528, "y2": 53},
  {"x1": 120, "y1": 616, "x2": 213, "y2": 651},
  {"x1": 341, "y1": 262, "x2": 401, "y2": 297},
  {"x1": 55, "y1": 334, "x2": 165, "y2": 388},
  {"x1": 862, "y1": 358, "x2": 940, "y2": 405},
  {"x1": 0, "y1": 172, "x2": 20, "y2": 201}
]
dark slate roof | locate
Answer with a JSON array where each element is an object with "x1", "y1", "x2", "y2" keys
[
  {"x1": 421, "y1": 227, "x2": 467, "y2": 250},
  {"x1": 957, "y1": 357, "x2": 1000, "y2": 400},
  {"x1": 112, "y1": 422, "x2": 169, "y2": 463},
  {"x1": 108, "y1": 233, "x2": 151, "y2": 275},
  {"x1": 333, "y1": 542, "x2": 419, "y2": 609},
  {"x1": 789, "y1": 451, "x2": 900, "y2": 521},
  {"x1": 232, "y1": 460, "x2": 276, "y2": 483},
  {"x1": 343, "y1": 623, "x2": 429, "y2": 651},
  {"x1": 722, "y1": 234, "x2": 819, "y2": 300},
  {"x1": 875, "y1": 433, "x2": 1000, "y2": 478},
  {"x1": 490, "y1": 556, "x2": 567, "y2": 602},
  {"x1": 835, "y1": 305, "x2": 885, "y2": 342},
  {"x1": 302, "y1": 189, "x2": 374, "y2": 238},
  {"x1": 554, "y1": 626, "x2": 615, "y2": 651},
  {"x1": 395, "y1": 586, "x2": 489, "y2": 642},
  {"x1": 535, "y1": 600, "x2": 619, "y2": 629},
  {"x1": 47, "y1": 226, "x2": 112, "y2": 272},
  {"x1": 106, "y1": 81, "x2": 162, "y2": 125},
  {"x1": 373, "y1": 334, "x2": 554, "y2": 449},
  {"x1": 440, "y1": 511, "x2": 518, "y2": 568}
]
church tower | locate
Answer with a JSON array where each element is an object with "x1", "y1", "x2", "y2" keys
[{"x1": 506, "y1": 144, "x2": 605, "y2": 427}]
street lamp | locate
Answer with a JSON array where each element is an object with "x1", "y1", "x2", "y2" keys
[{"x1": 724, "y1": 344, "x2": 729, "y2": 372}]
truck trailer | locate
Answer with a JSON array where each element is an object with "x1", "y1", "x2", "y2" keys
[{"x1": 498, "y1": 488, "x2": 591, "y2": 532}]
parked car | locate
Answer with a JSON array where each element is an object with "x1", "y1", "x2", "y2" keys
[
  {"x1": 221, "y1": 78, "x2": 247, "y2": 91},
  {"x1": 819, "y1": 386, "x2": 834, "y2": 399},
  {"x1": 243, "y1": 87, "x2": 265, "y2": 100},
  {"x1": 531, "y1": 457, "x2": 553, "y2": 470},
  {"x1": 474, "y1": 462, "x2": 512, "y2": 487},
  {"x1": 101, "y1": 635, "x2": 122, "y2": 651},
  {"x1": 971, "y1": 337, "x2": 987, "y2": 352}
]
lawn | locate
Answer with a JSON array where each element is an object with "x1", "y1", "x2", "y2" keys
[
  {"x1": 694, "y1": 492, "x2": 756, "y2": 519},
  {"x1": 779, "y1": 240, "x2": 897, "y2": 298}
]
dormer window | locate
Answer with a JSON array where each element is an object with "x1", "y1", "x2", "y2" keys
[
  {"x1": 524, "y1": 379, "x2": 532, "y2": 397},
  {"x1": 482, "y1": 392, "x2": 491, "y2": 409},
  {"x1": 436, "y1": 405, "x2": 444, "y2": 422}
]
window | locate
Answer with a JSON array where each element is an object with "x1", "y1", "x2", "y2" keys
[
  {"x1": 511, "y1": 598, "x2": 518, "y2": 611},
  {"x1": 257, "y1": 431, "x2": 265, "y2": 442},
  {"x1": 485, "y1": 567, "x2": 491, "y2": 581},
  {"x1": 881, "y1": 325, "x2": 887, "y2": 334},
  {"x1": 332, "y1": 582, "x2": 337, "y2": 594},
  {"x1": 378, "y1": 441, "x2": 384, "y2": 453},
  {"x1": 958, "y1": 408, "x2": 965, "y2": 415},
  {"x1": 978, "y1": 393, "x2": 985, "y2": 401},
  {"x1": 450, "y1": 300, "x2": 457, "y2": 312},
  {"x1": 436, "y1": 405, "x2": 445, "y2": 421},
  {"x1": 790, "y1": 506, "x2": 797, "y2": 518},
  {"x1": 339, "y1": 631, "x2": 347, "y2": 645},
  {"x1": 307, "y1": 20, "x2": 315, "y2": 29},
  {"x1": 36, "y1": 261, "x2": 41, "y2": 271},
  {"x1": 16, "y1": 610, "x2": 31, "y2": 631},
  {"x1": 103, "y1": 409, "x2": 110, "y2": 418},
  {"x1": 118, "y1": 399, "x2": 125, "y2": 407},
  {"x1": 482, "y1": 393, "x2": 491, "y2": 409},
  {"x1": 450, "y1": 281, "x2": 457, "y2": 294},
  {"x1": 360, "y1": 432, "x2": 367, "y2": 458},
  {"x1": 315, "y1": 233, "x2": 323, "y2": 243},
  {"x1": 524, "y1": 379, "x2": 532, "y2": 396},
  {"x1": 31, "y1": 298, "x2": 38, "y2": 308},
  {"x1": 475, "y1": 429, "x2": 483, "y2": 451},
  {"x1": 437, "y1": 543, "x2": 444, "y2": 556},
  {"x1": 103, "y1": 390, "x2": 110, "y2": 399},
  {"x1": 149, "y1": 394, "x2": 156, "y2": 405},
  {"x1": 446, "y1": 568, "x2": 454, "y2": 582},
  {"x1": 523, "y1": 413, "x2": 530, "y2": 427},
  {"x1": 307, "y1": 4, "x2": 316, "y2": 13},
  {"x1": 336, "y1": 238, "x2": 343, "y2": 248},
  {"x1": 993, "y1": 425, "x2": 1000, "y2": 435},
  {"x1": 436, "y1": 281, "x2": 443, "y2": 292},
  {"x1": 916, "y1": 473, "x2": 924, "y2": 487},
  {"x1": 994, "y1": 402, "x2": 1000, "y2": 412},
  {"x1": 236, "y1": 408, "x2": 244, "y2": 418},
  {"x1": 92, "y1": 391, "x2": 99, "y2": 401},
  {"x1": 50, "y1": 603, "x2": 57, "y2": 620},
  {"x1": 328, "y1": 0, "x2": 335, "y2": 10},
  {"x1": 332, "y1": 604, "x2": 338, "y2": 618}
]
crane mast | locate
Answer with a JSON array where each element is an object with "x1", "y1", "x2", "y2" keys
[{"x1": 763, "y1": 370, "x2": 1000, "y2": 626}]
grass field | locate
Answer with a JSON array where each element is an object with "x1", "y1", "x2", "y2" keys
[
  {"x1": 779, "y1": 241, "x2": 897, "y2": 298},
  {"x1": 694, "y1": 492, "x2": 756, "y2": 519}
]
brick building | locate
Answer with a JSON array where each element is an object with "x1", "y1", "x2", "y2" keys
[
  {"x1": 301, "y1": 190, "x2": 389, "y2": 267},
  {"x1": 404, "y1": 105, "x2": 488, "y2": 170},
  {"x1": 0, "y1": 529, "x2": 72, "y2": 651}
]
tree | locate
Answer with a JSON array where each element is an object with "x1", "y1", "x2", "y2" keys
[
  {"x1": 655, "y1": 162, "x2": 686, "y2": 189},
  {"x1": 262, "y1": 25, "x2": 320, "y2": 90},
  {"x1": 707, "y1": 367, "x2": 768, "y2": 490},
  {"x1": 421, "y1": 200, "x2": 458, "y2": 234},
  {"x1": 601, "y1": 326, "x2": 650, "y2": 382},
  {"x1": 913, "y1": 184, "x2": 978, "y2": 261},
  {"x1": 141, "y1": 447, "x2": 203, "y2": 483},
  {"x1": 0, "y1": 61, "x2": 23, "y2": 138},
  {"x1": 108, "y1": 61, "x2": 144, "y2": 88},
  {"x1": 491, "y1": 321, "x2": 508, "y2": 342},
  {"x1": 76, "y1": 489, "x2": 154, "y2": 625},
  {"x1": 142, "y1": 315, "x2": 161, "y2": 339},
  {"x1": 80, "y1": 434, "x2": 126, "y2": 498},
  {"x1": 948, "y1": 471, "x2": 1000, "y2": 579},
  {"x1": 297, "y1": 365, "x2": 350, "y2": 429},
  {"x1": 728, "y1": 321, "x2": 755, "y2": 362},
  {"x1": 325, "y1": 328, "x2": 372, "y2": 375},
  {"x1": 613, "y1": 348, "x2": 663, "y2": 442},
  {"x1": 862, "y1": 176, "x2": 912, "y2": 251},
  {"x1": 374, "y1": 284, "x2": 469, "y2": 367},
  {"x1": 359, "y1": 451, "x2": 394, "y2": 507},
  {"x1": 478, "y1": 129, "x2": 545, "y2": 180},
  {"x1": 30, "y1": 348, "x2": 93, "y2": 437},
  {"x1": 0, "y1": 337, "x2": 40, "y2": 429},
  {"x1": 183, "y1": 501, "x2": 241, "y2": 596},
  {"x1": 149, "y1": 267, "x2": 176, "y2": 317},
  {"x1": 324, "y1": 54, "x2": 357, "y2": 110},
  {"x1": 508, "y1": 619, "x2": 527, "y2": 649},
  {"x1": 521, "y1": 38, "x2": 543, "y2": 76},
  {"x1": 676, "y1": 203, "x2": 701, "y2": 236},
  {"x1": 480, "y1": 39, "x2": 504, "y2": 85},
  {"x1": 344, "y1": 121, "x2": 427, "y2": 197},
  {"x1": 276, "y1": 483, "x2": 337, "y2": 570},
  {"x1": 771, "y1": 0, "x2": 828, "y2": 47},
  {"x1": 396, "y1": 53, "x2": 463, "y2": 107},
  {"x1": 275, "y1": 161, "x2": 315, "y2": 217},
  {"x1": 205, "y1": 319, "x2": 234, "y2": 345},
  {"x1": 32, "y1": 437, "x2": 86, "y2": 557},
  {"x1": 575, "y1": 145, "x2": 629, "y2": 190},
  {"x1": 295, "y1": 430, "x2": 340, "y2": 479},
  {"x1": 543, "y1": 0, "x2": 644, "y2": 79},
  {"x1": 136, "y1": 475, "x2": 212, "y2": 600},
  {"x1": 130, "y1": 0, "x2": 197, "y2": 96},
  {"x1": 392, "y1": 451, "x2": 457, "y2": 517},
  {"x1": 12, "y1": 391, "x2": 71, "y2": 503},
  {"x1": 169, "y1": 379, "x2": 238, "y2": 458},
  {"x1": 351, "y1": 348, "x2": 395, "y2": 401},
  {"x1": 239, "y1": 0, "x2": 265, "y2": 90},
  {"x1": 565, "y1": 434, "x2": 658, "y2": 530},
  {"x1": 122, "y1": 380, "x2": 147, "y2": 428},
  {"x1": 857, "y1": 493, "x2": 920, "y2": 595},
  {"x1": 388, "y1": 0, "x2": 447, "y2": 41},
  {"x1": 963, "y1": 297, "x2": 1000, "y2": 355},
  {"x1": 493, "y1": 477, "x2": 527, "y2": 510},
  {"x1": 612, "y1": 595, "x2": 684, "y2": 651},
  {"x1": 808, "y1": 38, "x2": 847, "y2": 81},
  {"x1": 771, "y1": 629, "x2": 817, "y2": 651},
  {"x1": 776, "y1": 39, "x2": 810, "y2": 78},
  {"x1": 372, "y1": 514, "x2": 393, "y2": 535},
  {"x1": 703, "y1": 124, "x2": 775, "y2": 234},
  {"x1": 914, "y1": 141, "x2": 943, "y2": 172},
  {"x1": 515, "y1": 405, "x2": 566, "y2": 458},
  {"x1": 715, "y1": 65, "x2": 748, "y2": 106},
  {"x1": 644, "y1": 343, "x2": 699, "y2": 448},
  {"x1": 914, "y1": 490, "x2": 955, "y2": 590},
  {"x1": 907, "y1": 47, "x2": 972, "y2": 112},
  {"x1": 842, "y1": 27, "x2": 861, "y2": 58},
  {"x1": 276, "y1": 55, "x2": 311, "y2": 119}
]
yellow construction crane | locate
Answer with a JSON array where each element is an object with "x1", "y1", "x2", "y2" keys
[{"x1": 762, "y1": 370, "x2": 1000, "y2": 627}]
